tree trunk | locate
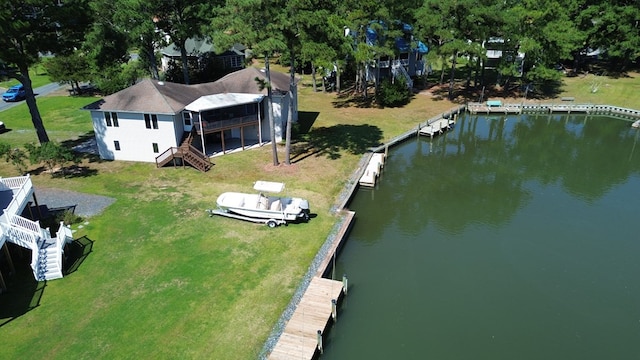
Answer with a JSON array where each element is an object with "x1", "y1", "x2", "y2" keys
[
  {"x1": 145, "y1": 39, "x2": 160, "y2": 80},
  {"x1": 265, "y1": 55, "x2": 279, "y2": 166},
  {"x1": 336, "y1": 63, "x2": 341, "y2": 94},
  {"x1": 179, "y1": 40, "x2": 190, "y2": 85},
  {"x1": 439, "y1": 55, "x2": 446, "y2": 85},
  {"x1": 311, "y1": 62, "x2": 317, "y2": 92},
  {"x1": 448, "y1": 52, "x2": 458, "y2": 100},
  {"x1": 18, "y1": 66, "x2": 49, "y2": 144},
  {"x1": 362, "y1": 62, "x2": 368, "y2": 99},
  {"x1": 355, "y1": 65, "x2": 360, "y2": 94},
  {"x1": 284, "y1": 49, "x2": 295, "y2": 165}
]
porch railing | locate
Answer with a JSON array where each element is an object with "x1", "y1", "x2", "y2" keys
[{"x1": 193, "y1": 115, "x2": 259, "y2": 134}]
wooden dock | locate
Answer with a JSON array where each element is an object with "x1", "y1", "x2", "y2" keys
[
  {"x1": 358, "y1": 152, "x2": 385, "y2": 187},
  {"x1": 268, "y1": 276, "x2": 345, "y2": 359},
  {"x1": 418, "y1": 118, "x2": 455, "y2": 137},
  {"x1": 467, "y1": 102, "x2": 522, "y2": 114},
  {"x1": 467, "y1": 102, "x2": 640, "y2": 119}
]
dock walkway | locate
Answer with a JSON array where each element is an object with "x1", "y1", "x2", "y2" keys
[
  {"x1": 468, "y1": 102, "x2": 640, "y2": 119},
  {"x1": 268, "y1": 276, "x2": 345, "y2": 359}
]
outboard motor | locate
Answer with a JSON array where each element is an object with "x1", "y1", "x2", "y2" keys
[{"x1": 299, "y1": 199, "x2": 310, "y2": 221}]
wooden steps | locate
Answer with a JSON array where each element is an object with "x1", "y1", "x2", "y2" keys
[{"x1": 155, "y1": 130, "x2": 212, "y2": 172}]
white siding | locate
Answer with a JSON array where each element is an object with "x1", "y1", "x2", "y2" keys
[{"x1": 91, "y1": 111, "x2": 180, "y2": 162}]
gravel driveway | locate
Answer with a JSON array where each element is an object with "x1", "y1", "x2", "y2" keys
[{"x1": 35, "y1": 188, "x2": 116, "y2": 218}]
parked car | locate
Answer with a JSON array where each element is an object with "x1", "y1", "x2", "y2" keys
[{"x1": 2, "y1": 84, "x2": 26, "y2": 102}]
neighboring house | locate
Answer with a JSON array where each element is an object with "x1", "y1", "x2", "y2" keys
[
  {"x1": 160, "y1": 37, "x2": 247, "y2": 73},
  {"x1": 347, "y1": 22, "x2": 429, "y2": 89},
  {"x1": 83, "y1": 67, "x2": 298, "y2": 167},
  {"x1": 0, "y1": 175, "x2": 73, "y2": 289},
  {"x1": 483, "y1": 38, "x2": 525, "y2": 75}
]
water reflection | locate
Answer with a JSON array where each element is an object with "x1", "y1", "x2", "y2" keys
[{"x1": 325, "y1": 114, "x2": 640, "y2": 359}]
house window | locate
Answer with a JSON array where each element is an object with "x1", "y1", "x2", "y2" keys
[
  {"x1": 230, "y1": 56, "x2": 242, "y2": 68},
  {"x1": 114, "y1": 140, "x2": 121, "y2": 151},
  {"x1": 105, "y1": 112, "x2": 119, "y2": 127},
  {"x1": 152, "y1": 143, "x2": 159, "y2": 153},
  {"x1": 145, "y1": 114, "x2": 158, "y2": 129},
  {"x1": 183, "y1": 112, "x2": 192, "y2": 126}
]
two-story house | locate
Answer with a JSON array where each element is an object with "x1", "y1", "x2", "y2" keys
[{"x1": 83, "y1": 67, "x2": 297, "y2": 168}]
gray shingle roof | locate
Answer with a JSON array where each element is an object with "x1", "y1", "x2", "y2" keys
[{"x1": 83, "y1": 67, "x2": 295, "y2": 114}]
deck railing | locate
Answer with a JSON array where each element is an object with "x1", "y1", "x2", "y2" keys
[
  {"x1": 193, "y1": 115, "x2": 259, "y2": 133},
  {"x1": 155, "y1": 147, "x2": 179, "y2": 167},
  {"x1": 1, "y1": 175, "x2": 33, "y2": 218},
  {"x1": 10, "y1": 214, "x2": 43, "y2": 237},
  {"x1": 0, "y1": 175, "x2": 31, "y2": 190}
]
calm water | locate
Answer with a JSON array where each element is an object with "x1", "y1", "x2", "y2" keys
[{"x1": 326, "y1": 114, "x2": 640, "y2": 359}]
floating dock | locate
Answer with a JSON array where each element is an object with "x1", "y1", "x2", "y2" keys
[
  {"x1": 268, "y1": 276, "x2": 346, "y2": 359},
  {"x1": 358, "y1": 152, "x2": 385, "y2": 187},
  {"x1": 418, "y1": 118, "x2": 455, "y2": 137}
]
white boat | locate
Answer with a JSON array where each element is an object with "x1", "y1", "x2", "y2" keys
[
  {"x1": 632, "y1": 120, "x2": 640, "y2": 129},
  {"x1": 215, "y1": 181, "x2": 310, "y2": 227}
]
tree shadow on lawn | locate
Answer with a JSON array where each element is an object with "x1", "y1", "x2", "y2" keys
[
  {"x1": 291, "y1": 124, "x2": 383, "y2": 162},
  {"x1": 427, "y1": 80, "x2": 563, "y2": 103},
  {"x1": 28, "y1": 164, "x2": 98, "y2": 179}
]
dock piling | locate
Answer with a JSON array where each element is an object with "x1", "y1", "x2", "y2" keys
[
  {"x1": 331, "y1": 299, "x2": 337, "y2": 321},
  {"x1": 342, "y1": 274, "x2": 348, "y2": 296},
  {"x1": 317, "y1": 330, "x2": 323, "y2": 354}
]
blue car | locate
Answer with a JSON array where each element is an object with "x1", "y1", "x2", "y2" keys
[{"x1": 2, "y1": 84, "x2": 26, "y2": 102}]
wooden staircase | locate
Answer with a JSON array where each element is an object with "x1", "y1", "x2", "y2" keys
[{"x1": 155, "y1": 130, "x2": 212, "y2": 172}]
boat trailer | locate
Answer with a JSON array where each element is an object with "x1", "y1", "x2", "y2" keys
[{"x1": 206, "y1": 209, "x2": 287, "y2": 228}]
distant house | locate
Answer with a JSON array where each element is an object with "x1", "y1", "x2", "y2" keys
[
  {"x1": 160, "y1": 37, "x2": 247, "y2": 73},
  {"x1": 483, "y1": 38, "x2": 525, "y2": 75},
  {"x1": 347, "y1": 22, "x2": 429, "y2": 89},
  {"x1": 83, "y1": 67, "x2": 297, "y2": 168}
]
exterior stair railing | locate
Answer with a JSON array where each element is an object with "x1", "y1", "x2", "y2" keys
[{"x1": 1, "y1": 175, "x2": 73, "y2": 281}]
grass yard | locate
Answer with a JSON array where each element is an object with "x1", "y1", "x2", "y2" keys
[
  {"x1": 0, "y1": 69, "x2": 639, "y2": 359},
  {"x1": 0, "y1": 96, "x2": 98, "y2": 147},
  {"x1": 0, "y1": 64, "x2": 52, "y2": 91}
]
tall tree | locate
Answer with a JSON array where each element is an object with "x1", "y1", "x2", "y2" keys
[
  {"x1": 155, "y1": 0, "x2": 213, "y2": 84},
  {"x1": 212, "y1": 0, "x2": 288, "y2": 166},
  {"x1": 0, "y1": 1, "x2": 92, "y2": 144},
  {"x1": 43, "y1": 52, "x2": 92, "y2": 95},
  {"x1": 415, "y1": 0, "x2": 496, "y2": 99},
  {"x1": 506, "y1": 0, "x2": 585, "y2": 84},
  {"x1": 111, "y1": 0, "x2": 165, "y2": 80},
  {"x1": 579, "y1": 0, "x2": 640, "y2": 71}
]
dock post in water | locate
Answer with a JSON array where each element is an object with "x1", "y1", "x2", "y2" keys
[
  {"x1": 317, "y1": 330, "x2": 323, "y2": 354},
  {"x1": 331, "y1": 299, "x2": 337, "y2": 321},
  {"x1": 342, "y1": 274, "x2": 348, "y2": 296}
]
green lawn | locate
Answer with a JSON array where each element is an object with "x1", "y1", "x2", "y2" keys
[
  {"x1": 0, "y1": 70, "x2": 639, "y2": 359},
  {"x1": 1, "y1": 96, "x2": 98, "y2": 146},
  {"x1": 0, "y1": 64, "x2": 52, "y2": 91}
]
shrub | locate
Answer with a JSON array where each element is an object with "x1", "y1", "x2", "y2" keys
[{"x1": 378, "y1": 77, "x2": 411, "y2": 107}]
